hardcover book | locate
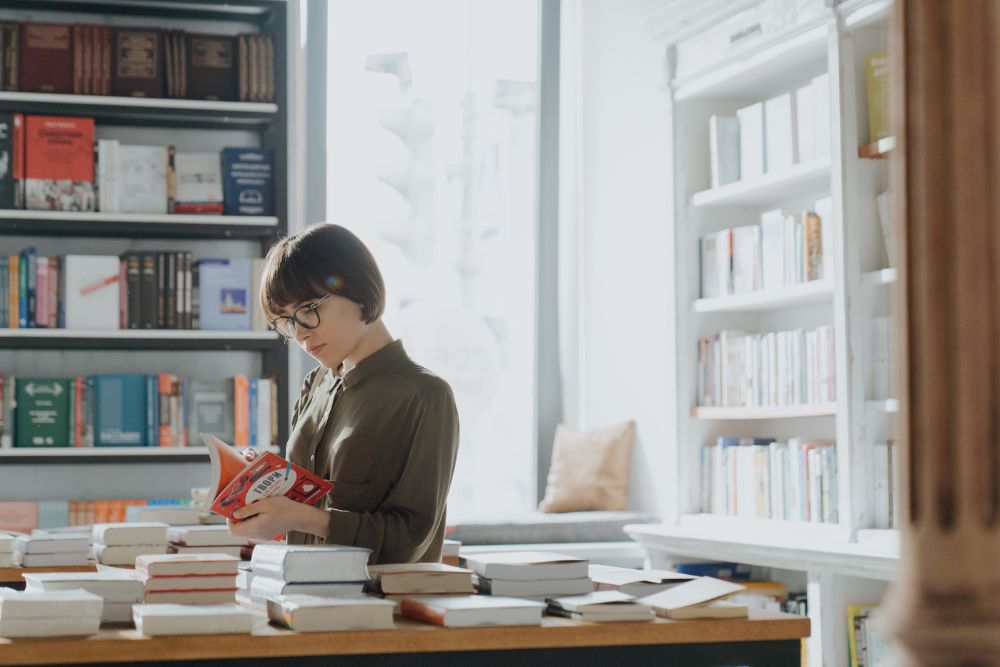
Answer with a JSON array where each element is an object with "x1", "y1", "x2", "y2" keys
[
  {"x1": 460, "y1": 552, "x2": 588, "y2": 582},
  {"x1": 186, "y1": 34, "x2": 237, "y2": 101},
  {"x1": 173, "y1": 152, "x2": 223, "y2": 214},
  {"x1": 18, "y1": 23, "x2": 73, "y2": 94},
  {"x1": 221, "y1": 147, "x2": 273, "y2": 215},
  {"x1": 63, "y1": 255, "x2": 120, "y2": 330},
  {"x1": 116, "y1": 144, "x2": 170, "y2": 214},
  {"x1": 14, "y1": 378, "x2": 71, "y2": 448},
  {"x1": 197, "y1": 258, "x2": 250, "y2": 330},
  {"x1": 24, "y1": 115, "x2": 95, "y2": 212},
  {"x1": 111, "y1": 28, "x2": 163, "y2": 98},
  {"x1": 92, "y1": 374, "x2": 148, "y2": 446}
]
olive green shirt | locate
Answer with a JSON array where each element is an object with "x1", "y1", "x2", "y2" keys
[{"x1": 285, "y1": 340, "x2": 459, "y2": 564}]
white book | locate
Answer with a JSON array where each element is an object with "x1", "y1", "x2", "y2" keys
[
  {"x1": 126, "y1": 505, "x2": 201, "y2": 525},
  {"x1": 16, "y1": 532, "x2": 90, "y2": 554},
  {"x1": 700, "y1": 233, "x2": 721, "y2": 299},
  {"x1": 715, "y1": 228, "x2": 732, "y2": 296},
  {"x1": 760, "y1": 209, "x2": 786, "y2": 292},
  {"x1": 474, "y1": 575, "x2": 592, "y2": 598},
  {"x1": 103, "y1": 601, "x2": 136, "y2": 624},
  {"x1": 168, "y1": 545, "x2": 245, "y2": 557},
  {"x1": 166, "y1": 525, "x2": 249, "y2": 547},
  {"x1": 663, "y1": 600, "x2": 748, "y2": 620},
  {"x1": 133, "y1": 603, "x2": 252, "y2": 636},
  {"x1": 139, "y1": 572, "x2": 236, "y2": 592},
  {"x1": 400, "y1": 595, "x2": 545, "y2": 628},
  {"x1": 63, "y1": 255, "x2": 120, "y2": 330},
  {"x1": 174, "y1": 153, "x2": 223, "y2": 211},
  {"x1": 588, "y1": 565, "x2": 696, "y2": 597},
  {"x1": 115, "y1": 145, "x2": 169, "y2": 214},
  {"x1": 812, "y1": 72, "x2": 831, "y2": 158},
  {"x1": 764, "y1": 92, "x2": 796, "y2": 172},
  {"x1": 23, "y1": 571, "x2": 143, "y2": 603},
  {"x1": 0, "y1": 533, "x2": 14, "y2": 554},
  {"x1": 255, "y1": 376, "x2": 272, "y2": 447},
  {"x1": 250, "y1": 544, "x2": 371, "y2": 584},
  {"x1": 368, "y1": 563, "x2": 474, "y2": 595},
  {"x1": 546, "y1": 590, "x2": 654, "y2": 623},
  {"x1": 135, "y1": 553, "x2": 240, "y2": 577},
  {"x1": 731, "y1": 225, "x2": 760, "y2": 294},
  {"x1": 737, "y1": 102, "x2": 765, "y2": 180},
  {"x1": 249, "y1": 576, "x2": 364, "y2": 607},
  {"x1": 96, "y1": 544, "x2": 170, "y2": 565},
  {"x1": 145, "y1": 590, "x2": 237, "y2": 604},
  {"x1": 640, "y1": 577, "x2": 746, "y2": 617},
  {"x1": 0, "y1": 616, "x2": 101, "y2": 637},
  {"x1": 708, "y1": 114, "x2": 740, "y2": 187},
  {"x1": 795, "y1": 81, "x2": 817, "y2": 162},
  {"x1": 93, "y1": 522, "x2": 169, "y2": 547},
  {"x1": 0, "y1": 588, "x2": 103, "y2": 619},
  {"x1": 442, "y1": 538, "x2": 461, "y2": 557},
  {"x1": 267, "y1": 594, "x2": 395, "y2": 632},
  {"x1": 16, "y1": 552, "x2": 91, "y2": 567},
  {"x1": 461, "y1": 552, "x2": 588, "y2": 583}
]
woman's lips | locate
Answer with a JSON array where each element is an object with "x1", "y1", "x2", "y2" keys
[{"x1": 308, "y1": 344, "x2": 326, "y2": 355}]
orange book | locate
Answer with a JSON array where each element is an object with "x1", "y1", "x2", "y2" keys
[
  {"x1": 158, "y1": 373, "x2": 178, "y2": 446},
  {"x1": 24, "y1": 115, "x2": 95, "y2": 211},
  {"x1": 233, "y1": 374, "x2": 249, "y2": 447}
]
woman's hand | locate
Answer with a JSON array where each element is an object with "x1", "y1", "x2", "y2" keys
[{"x1": 227, "y1": 496, "x2": 331, "y2": 541}]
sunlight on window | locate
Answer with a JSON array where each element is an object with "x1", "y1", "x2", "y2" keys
[{"x1": 327, "y1": 1, "x2": 539, "y2": 516}]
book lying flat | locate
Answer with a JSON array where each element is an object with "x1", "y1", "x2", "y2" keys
[
  {"x1": 0, "y1": 533, "x2": 14, "y2": 553},
  {"x1": 168, "y1": 544, "x2": 245, "y2": 557},
  {"x1": 267, "y1": 594, "x2": 395, "y2": 632},
  {"x1": 145, "y1": 589, "x2": 237, "y2": 605},
  {"x1": 135, "y1": 553, "x2": 240, "y2": 577},
  {"x1": 250, "y1": 544, "x2": 371, "y2": 584},
  {"x1": 473, "y1": 574, "x2": 593, "y2": 598},
  {"x1": 0, "y1": 615, "x2": 101, "y2": 637},
  {"x1": 16, "y1": 552, "x2": 91, "y2": 567},
  {"x1": 662, "y1": 600, "x2": 748, "y2": 620},
  {"x1": 139, "y1": 573, "x2": 237, "y2": 592},
  {"x1": 23, "y1": 570, "x2": 143, "y2": 603},
  {"x1": 589, "y1": 564, "x2": 696, "y2": 597},
  {"x1": 400, "y1": 595, "x2": 545, "y2": 628},
  {"x1": 133, "y1": 603, "x2": 253, "y2": 636},
  {"x1": 368, "y1": 563, "x2": 474, "y2": 595},
  {"x1": 95, "y1": 544, "x2": 170, "y2": 565},
  {"x1": 640, "y1": 577, "x2": 747, "y2": 619},
  {"x1": 203, "y1": 433, "x2": 333, "y2": 521},
  {"x1": 16, "y1": 532, "x2": 90, "y2": 554},
  {"x1": 461, "y1": 552, "x2": 588, "y2": 582},
  {"x1": 546, "y1": 590, "x2": 655, "y2": 623},
  {"x1": 249, "y1": 577, "x2": 364, "y2": 607},
  {"x1": 167, "y1": 525, "x2": 250, "y2": 547},
  {"x1": 0, "y1": 589, "x2": 103, "y2": 619},
  {"x1": 93, "y1": 522, "x2": 169, "y2": 547}
]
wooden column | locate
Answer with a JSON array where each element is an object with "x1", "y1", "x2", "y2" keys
[{"x1": 885, "y1": 0, "x2": 1000, "y2": 664}]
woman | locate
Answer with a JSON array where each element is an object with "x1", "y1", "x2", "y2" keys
[{"x1": 228, "y1": 224, "x2": 460, "y2": 564}]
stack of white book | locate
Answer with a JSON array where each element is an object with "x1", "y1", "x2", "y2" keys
[
  {"x1": 401, "y1": 595, "x2": 545, "y2": 628},
  {"x1": 92, "y1": 522, "x2": 169, "y2": 565},
  {"x1": 464, "y1": 552, "x2": 592, "y2": 600},
  {"x1": 367, "y1": 563, "x2": 474, "y2": 611},
  {"x1": 127, "y1": 505, "x2": 201, "y2": 526},
  {"x1": 268, "y1": 594, "x2": 395, "y2": 632},
  {"x1": 0, "y1": 589, "x2": 103, "y2": 637},
  {"x1": 167, "y1": 525, "x2": 249, "y2": 558},
  {"x1": 248, "y1": 544, "x2": 371, "y2": 609},
  {"x1": 23, "y1": 566, "x2": 144, "y2": 624},
  {"x1": 589, "y1": 564, "x2": 696, "y2": 597},
  {"x1": 235, "y1": 562, "x2": 253, "y2": 606},
  {"x1": 0, "y1": 533, "x2": 15, "y2": 567},
  {"x1": 640, "y1": 576, "x2": 748, "y2": 620},
  {"x1": 442, "y1": 538, "x2": 461, "y2": 566},
  {"x1": 15, "y1": 531, "x2": 91, "y2": 567},
  {"x1": 546, "y1": 590, "x2": 655, "y2": 623},
  {"x1": 136, "y1": 553, "x2": 240, "y2": 604},
  {"x1": 133, "y1": 603, "x2": 253, "y2": 636}
]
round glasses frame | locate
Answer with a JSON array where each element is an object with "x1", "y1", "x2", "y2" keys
[{"x1": 269, "y1": 293, "x2": 334, "y2": 339}]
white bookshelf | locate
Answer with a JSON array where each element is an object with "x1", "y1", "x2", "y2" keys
[
  {"x1": 866, "y1": 398, "x2": 899, "y2": 413},
  {"x1": 0, "y1": 91, "x2": 278, "y2": 115},
  {"x1": 693, "y1": 279, "x2": 833, "y2": 313},
  {"x1": 692, "y1": 403, "x2": 837, "y2": 420},
  {"x1": 690, "y1": 156, "x2": 831, "y2": 207},
  {"x1": 0, "y1": 210, "x2": 278, "y2": 227},
  {"x1": 863, "y1": 267, "x2": 897, "y2": 287}
]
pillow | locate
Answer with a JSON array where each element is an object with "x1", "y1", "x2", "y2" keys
[{"x1": 538, "y1": 420, "x2": 636, "y2": 513}]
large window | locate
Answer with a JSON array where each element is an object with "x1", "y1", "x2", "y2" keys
[{"x1": 327, "y1": 1, "x2": 540, "y2": 517}]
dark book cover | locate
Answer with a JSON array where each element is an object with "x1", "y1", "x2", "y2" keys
[
  {"x1": 0, "y1": 23, "x2": 19, "y2": 91},
  {"x1": 0, "y1": 113, "x2": 16, "y2": 208},
  {"x1": 72, "y1": 24, "x2": 84, "y2": 94},
  {"x1": 92, "y1": 374, "x2": 147, "y2": 446},
  {"x1": 126, "y1": 252, "x2": 141, "y2": 329},
  {"x1": 191, "y1": 261, "x2": 200, "y2": 329},
  {"x1": 111, "y1": 28, "x2": 163, "y2": 98},
  {"x1": 165, "y1": 251, "x2": 176, "y2": 329},
  {"x1": 19, "y1": 23, "x2": 73, "y2": 94},
  {"x1": 156, "y1": 251, "x2": 166, "y2": 329},
  {"x1": 186, "y1": 34, "x2": 236, "y2": 101},
  {"x1": 221, "y1": 147, "x2": 273, "y2": 216},
  {"x1": 140, "y1": 253, "x2": 156, "y2": 329},
  {"x1": 15, "y1": 378, "x2": 71, "y2": 447}
]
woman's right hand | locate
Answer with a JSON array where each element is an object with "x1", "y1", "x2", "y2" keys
[{"x1": 239, "y1": 448, "x2": 260, "y2": 462}]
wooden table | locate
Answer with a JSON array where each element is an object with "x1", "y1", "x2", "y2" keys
[{"x1": 0, "y1": 609, "x2": 809, "y2": 667}]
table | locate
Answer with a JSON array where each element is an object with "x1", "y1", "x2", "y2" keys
[
  {"x1": 0, "y1": 609, "x2": 809, "y2": 667},
  {"x1": 0, "y1": 565, "x2": 98, "y2": 588}
]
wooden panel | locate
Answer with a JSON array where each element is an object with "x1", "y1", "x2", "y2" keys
[{"x1": 0, "y1": 565, "x2": 98, "y2": 585}]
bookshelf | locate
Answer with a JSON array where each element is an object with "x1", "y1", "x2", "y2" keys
[
  {"x1": 0, "y1": 1, "x2": 291, "y2": 477},
  {"x1": 635, "y1": 1, "x2": 897, "y2": 665}
]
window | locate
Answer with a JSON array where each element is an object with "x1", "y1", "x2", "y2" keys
[{"x1": 327, "y1": 1, "x2": 540, "y2": 516}]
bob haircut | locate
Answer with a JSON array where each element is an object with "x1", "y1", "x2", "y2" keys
[{"x1": 259, "y1": 224, "x2": 386, "y2": 325}]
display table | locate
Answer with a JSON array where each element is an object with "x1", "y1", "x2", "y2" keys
[
  {"x1": 0, "y1": 565, "x2": 98, "y2": 586},
  {"x1": 0, "y1": 609, "x2": 809, "y2": 667}
]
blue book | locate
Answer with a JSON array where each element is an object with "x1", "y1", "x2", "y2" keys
[
  {"x1": 249, "y1": 378, "x2": 258, "y2": 447},
  {"x1": 197, "y1": 258, "x2": 251, "y2": 330},
  {"x1": 146, "y1": 375, "x2": 159, "y2": 447},
  {"x1": 675, "y1": 562, "x2": 752, "y2": 580},
  {"x1": 18, "y1": 247, "x2": 33, "y2": 328},
  {"x1": 92, "y1": 374, "x2": 147, "y2": 447},
  {"x1": 221, "y1": 147, "x2": 274, "y2": 216}
]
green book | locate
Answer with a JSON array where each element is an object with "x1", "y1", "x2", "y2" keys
[{"x1": 15, "y1": 378, "x2": 71, "y2": 447}]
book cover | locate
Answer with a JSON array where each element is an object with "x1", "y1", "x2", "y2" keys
[
  {"x1": 764, "y1": 92, "x2": 796, "y2": 172},
  {"x1": 203, "y1": 433, "x2": 333, "y2": 521},
  {"x1": 461, "y1": 552, "x2": 588, "y2": 582},
  {"x1": 400, "y1": 595, "x2": 545, "y2": 628},
  {"x1": 133, "y1": 603, "x2": 252, "y2": 636},
  {"x1": 737, "y1": 102, "x2": 765, "y2": 181},
  {"x1": 866, "y1": 53, "x2": 890, "y2": 142},
  {"x1": 186, "y1": 34, "x2": 237, "y2": 101},
  {"x1": 1, "y1": 23, "x2": 20, "y2": 92},
  {"x1": 63, "y1": 255, "x2": 120, "y2": 330},
  {"x1": 14, "y1": 378, "x2": 71, "y2": 447},
  {"x1": 221, "y1": 147, "x2": 274, "y2": 215},
  {"x1": 111, "y1": 28, "x2": 163, "y2": 98},
  {"x1": 0, "y1": 113, "x2": 18, "y2": 208},
  {"x1": 187, "y1": 380, "x2": 234, "y2": 444},
  {"x1": 174, "y1": 152, "x2": 223, "y2": 214},
  {"x1": 197, "y1": 258, "x2": 250, "y2": 330},
  {"x1": 708, "y1": 115, "x2": 740, "y2": 188},
  {"x1": 92, "y1": 374, "x2": 148, "y2": 447},
  {"x1": 18, "y1": 23, "x2": 73, "y2": 94},
  {"x1": 115, "y1": 145, "x2": 169, "y2": 214},
  {"x1": 25, "y1": 115, "x2": 95, "y2": 212}
]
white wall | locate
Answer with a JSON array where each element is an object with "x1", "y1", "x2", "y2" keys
[{"x1": 571, "y1": 0, "x2": 677, "y2": 519}]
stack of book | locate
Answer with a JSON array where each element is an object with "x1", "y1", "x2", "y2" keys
[
  {"x1": 462, "y1": 551, "x2": 591, "y2": 600},
  {"x1": 0, "y1": 589, "x2": 103, "y2": 637},
  {"x1": 442, "y1": 538, "x2": 461, "y2": 567},
  {"x1": 366, "y1": 563, "x2": 474, "y2": 611},
  {"x1": 14, "y1": 531, "x2": 90, "y2": 567},
  {"x1": 248, "y1": 544, "x2": 371, "y2": 609},
  {"x1": 400, "y1": 595, "x2": 545, "y2": 628},
  {"x1": 167, "y1": 525, "x2": 249, "y2": 558},
  {"x1": 92, "y1": 522, "x2": 169, "y2": 565},
  {"x1": 640, "y1": 577, "x2": 748, "y2": 620},
  {"x1": 546, "y1": 590, "x2": 654, "y2": 623},
  {"x1": 0, "y1": 532, "x2": 14, "y2": 566},
  {"x1": 127, "y1": 504, "x2": 200, "y2": 525},
  {"x1": 133, "y1": 603, "x2": 253, "y2": 636},
  {"x1": 23, "y1": 567, "x2": 144, "y2": 624},
  {"x1": 589, "y1": 564, "x2": 696, "y2": 596},
  {"x1": 135, "y1": 553, "x2": 240, "y2": 604},
  {"x1": 267, "y1": 594, "x2": 396, "y2": 632}
]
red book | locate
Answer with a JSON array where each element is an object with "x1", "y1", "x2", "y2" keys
[
  {"x1": 19, "y1": 23, "x2": 73, "y2": 94},
  {"x1": 203, "y1": 433, "x2": 333, "y2": 522},
  {"x1": 111, "y1": 28, "x2": 163, "y2": 98},
  {"x1": 233, "y1": 374, "x2": 249, "y2": 447},
  {"x1": 24, "y1": 115, "x2": 95, "y2": 211}
]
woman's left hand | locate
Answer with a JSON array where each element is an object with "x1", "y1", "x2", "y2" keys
[{"x1": 227, "y1": 496, "x2": 330, "y2": 541}]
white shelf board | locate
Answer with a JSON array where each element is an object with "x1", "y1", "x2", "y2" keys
[
  {"x1": 866, "y1": 398, "x2": 899, "y2": 413},
  {"x1": 0, "y1": 329, "x2": 277, "y2": 340},
  {"x1": 843, "y1": 0, "x2": 892, "y2": 29},
  {"x1": 862, "y1": 267, "x2": 897, "y2": 287},
  {"x1": 0, "y1": 91, "x2": 277, "y2": 114},
  {"x1": 0, "y1": 447, "x2": 208, "y2": 458},
  {"x1": 626, "y1": 515, "x2": 899, "y2": 580},
  {"x1": 691, "y1": 157, "x2": 831, "y2": 208},
  {"x1": 694, "y1": 280, "x2": 833, "y2": 313},
  {"x1": 0, "y1": 210, "x2": 278, "y2": 227},
  {"x1": 674, "y1": 24, "x2": 829, "y2": 101},
  {"x1": 692, "y1": 403, "x2": 837, "y2": 420}
]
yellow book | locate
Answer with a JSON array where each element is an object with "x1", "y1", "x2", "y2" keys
[
  {"x1": 866, "y1": 53, "x2": 891, "y2": 141},
  {"x1": 847, "y1": 604, "x2": 877, "y2": 667}
]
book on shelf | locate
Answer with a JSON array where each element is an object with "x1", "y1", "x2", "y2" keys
[
  {"x1": 64, "y1": 254, "x2": 118, "y2": 329},
  {"x1": 870, "y1": 315, "x2": 894, "y2": 401},
  {"x1": 460, "y1": 551, "x2": 589, "y2": 582},
  {"x1": 873, "y1": 440, "x2": 897, "y2": 529},
  {"x1": 764, "y1": 92, "x2": 796, "y2": 173},
  {"x1": 187, "y1": 34, "x2": 237, "y2": 102},
  {"x1": 865, "y1": 53, "x2": 890, "y2": 143},
  {"x1": 0, "y1": 113, "x2": 23, "y2": 209},
  {"x1": 133, "y1": 603, "x2": 252, "y2": 636},
  {"x1": 812, "y1": 72, "x2": 831, "y2": 157},
  {"x1": 97, "y1": 142, "x2": 171, "y2": 214},
  {"x1": 111, "y1": 28, "x2": 163, "y2": 98},
  {"x1": 267, "y1": 594, "x2": 395, "y2": 632},
  {"x1": 730, "y1": 225, "x2": 760, "y2": 294},
  {"x1": 367, "y1": 562, "x2": 474, "y2": 595},
  {"x1": 640, "y1": 576, "x2": 747, "y2": 620},
  {"x1": 546, "y1": 590, "x2": 655, "y2": 623},
  {"x1": 14, "y1": 378, "x2": 71, "y2": 447},
  {"x1": 674, "y1": 562, "x2": 753, "y2": 580},
  {"x1": 737, "y1": 102, "x2": 765, "y2": 181},
  {"x1": 25, "y1": 115, "x2": 95, "y2": 212},
  {"x1": 204, "y1": 433, "x2": 334, "y2": 522},
  {"x1": 708, "y1": 114, "x2": 740, "y2": 188},
  {"x1": 222, "y1": 147, "x2": 274, "y2": 216},
  {"x1": 197, "y1": 258, "x2": 251, "y2": 330},
  {"x1": 1, "y1": 23, "x2": 20, "y2": 92},
  {"x1": 18, "y1": 23, "x2": 73, "y2": 94},
  {"x1": 400, "y1": 594, "x2": 546, "y2": 628},
  {"x1": 174, "y1": 152, "x2": 223, "y2": 214},
  {"x1": 249, "y1": 544, "x2": 370, "y2": 584}
]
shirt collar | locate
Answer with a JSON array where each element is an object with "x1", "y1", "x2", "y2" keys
[{"x1": 338, "y1": 339, "x2": 408, "y2": 390}]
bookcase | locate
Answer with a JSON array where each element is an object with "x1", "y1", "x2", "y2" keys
[
  {"x1": 0, "y1": 1, "x2": 291, "y2": 483},
  {"x1": 627, "y1": 0, "x2": 898, "y2": 665}
]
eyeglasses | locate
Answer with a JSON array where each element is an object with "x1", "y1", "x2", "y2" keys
[{"x1": 269, "y1": 294, "x2": 334, "y2": 339}]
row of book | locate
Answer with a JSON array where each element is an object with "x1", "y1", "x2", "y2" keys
[
  {"x1": 0, "y1": 374, "x2": 277, "y2": 449},
  {"x1": 709, "y1": 73, "x2": 830, "y2": 188},
  {"x1": 700, "y1": 437, "x2": 839, "y2": 524},
  {"x1": 0, "y1": 500, "x2": 194, "y2": 534},
  {"x1": 0, "y1": 22, "x2": 275, "y2": 103},
  {"x1": 0, "y1": 114, "x2": 274, "y2": 215},
  {"x1": 0, "y1": 252, "x2": 269, "y2": 331},
  {"x1": 697, "y1": 326, "x2": 836, "y2": 408},
  {"x1": 699, "y1": 198, "x2": 832, "y2": 299}
]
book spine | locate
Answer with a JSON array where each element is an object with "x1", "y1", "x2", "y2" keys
[
  {"x1": 17, "y1": 250, "x2": 27, "y2": 327},
  {"x1": 34, "y1": 255, "x2": 47, "y2": 327},
  {"x1": 191, "y1": 261, "x2": 200, "y2": 329},
  {"x1": 141, "y1": 253, "x2": 156, "y2": 329},
  {"x1": 234, "y1": 374, "x2": 249, "y2": 447},
  {"x1": 26, "y1": 248, "x2": 35, "y2": 327},
  {"x1": 399, "y1": 600, "x2": 446, "y2": 626},
  {"x1": 174, "y1": 251, "x2": 184, "y2": 330},
  {"x1": 11, "y1": 113, "x2": 21, "y2": 208},
  {"x1": 48, "y1": 256, "x2": 57, "y2": 329},
  {"x1": 145, "y1": 375, "x2": 156, "y2": 447},
  {"x1": 73, "y1": 376, "x2": 83, "y2": 447},
  {"x1": 165, "y1": 252, "x2": 176, "y2": 329},
  {"x1": 57, "y1": 255, "x2": 64, "y2": 328},
  {"x1": 248, "y1": 378, "x2": 257, "y2": 448},
  {"x1": 156, "y1": 252, "x2": 166, "y2": 329}
]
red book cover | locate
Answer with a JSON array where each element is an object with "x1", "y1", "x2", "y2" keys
[
  {"x1": 111, "y1": 28, "x2": 163, "y2": 98},
  {"x1": 24, "y1": 115, "x2": 95, "y2": 211},
  {"x1": 19, "y1": 23, "x2": 73, "y2": 94},
  {"x1": 399, "y1": 599, "x2": 447, "y2": 626}
]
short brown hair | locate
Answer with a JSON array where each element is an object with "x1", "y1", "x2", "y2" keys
[{"x1": 259, "y1": 224, "x2": 386, "y2": 324}]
